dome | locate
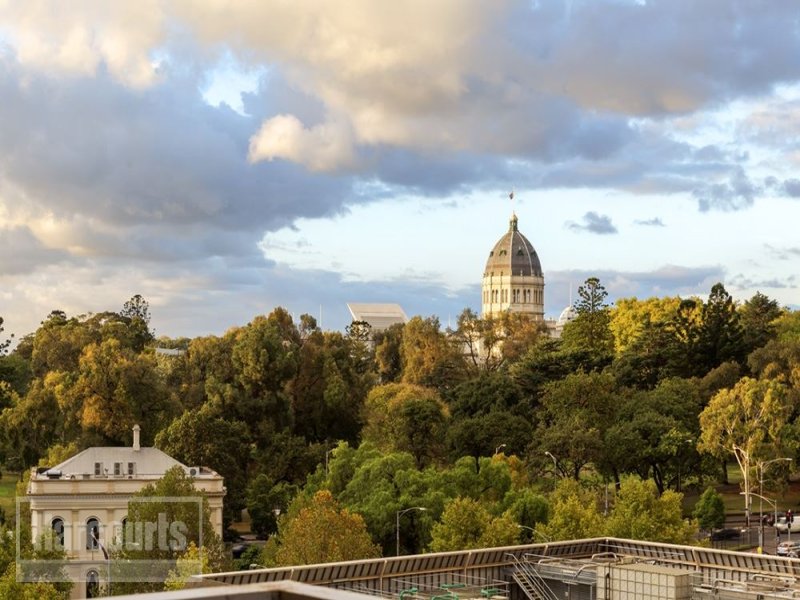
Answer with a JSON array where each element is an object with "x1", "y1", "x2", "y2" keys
[
  {"x1": 484, "y1": 213, "x2": 543, "y2": 277},
  {"x1": 557, "y1": 305, "x2": 577, "y2": 326}
]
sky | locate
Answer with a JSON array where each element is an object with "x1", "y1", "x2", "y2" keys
[{"x1": 1, "y1": 0, "x2": 799, "y2": 341}]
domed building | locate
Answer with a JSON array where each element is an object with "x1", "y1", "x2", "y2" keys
[{"x1": 481, "y1": 213, "x2": 545, "y2": 321}]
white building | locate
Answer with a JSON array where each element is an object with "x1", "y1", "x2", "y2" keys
[{"x1": 26, "y1": 425, "x2": 224, "y2": 598}]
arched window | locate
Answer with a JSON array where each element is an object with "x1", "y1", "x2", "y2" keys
[
  {"x1": 51, "y1": 517, "x2": 64, "y2": 548},
  {"x1": 86, "y1": 518, "x2": 100, "y2": 550},
  {"x1": 86, "y1": 570, "x2": 100, "y2": 598}
]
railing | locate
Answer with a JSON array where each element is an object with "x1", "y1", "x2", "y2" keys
[{"x1": 505, "y1": 554, "x2": 559, "y2": 600}]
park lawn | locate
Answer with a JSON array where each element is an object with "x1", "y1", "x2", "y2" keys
[{"x1": 0, "y1": 472, "x2": 19, "y2": 521}]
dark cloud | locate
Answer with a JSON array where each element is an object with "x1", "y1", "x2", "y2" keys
[
  {"x1": 781, "y1": 179, "x2": 800, "y2": 198},
  {"x1": 692, "y1": 167, "x2": 759, "y2": 212},
  {"x1": 566, "y1": 212, "x2": 618, "y2": 235},
  {"x1": 634, "y1": 217, "x2": 665, "y2": 227},
  {"x1": 728, "y1": 274, "x2": 796, "y2": 290}
]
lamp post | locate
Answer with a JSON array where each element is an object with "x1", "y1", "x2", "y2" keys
[
  {"x1": 544, "y1": 451, "x2": 558, "y2": 477},
  {"x1": 396, "y1": 507, "x2": 426, "y2": 556},
  {"x1": 516, "y1": 525, "x2": 550, "y2": 543},
  {"x1": 758, "y1": 458, "x2": 792, "y2": 549},
  {"x1": 495, "y1": 444, "x2": 507, "y2": 456}
]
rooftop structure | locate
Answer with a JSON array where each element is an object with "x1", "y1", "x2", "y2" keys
[
  {"x1": 481, "y1": 213, "x2": 544, "y2": 321},
  {"x1": 164, "y1": 537, "x2": 800, "y2": 600},
  {"x1": 347, "y1": 303, "x2": 409, "y2": 333}
]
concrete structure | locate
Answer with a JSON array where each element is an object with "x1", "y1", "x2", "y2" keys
[
  {"x1": 182, "y1": 537, "x2": 800, "y2": 600},
  {"x1": 481, "y1": 213, "x2": 544, "y2": 322},
  {"x1": 26, "y1": 425, "x2": 225, "y2": 598},
  {"x1": 347, "y1": 303, "x2": 408, "y2": 333}
]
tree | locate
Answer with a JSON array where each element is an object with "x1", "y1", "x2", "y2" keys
[
  {"x1": 362, "y1": 383, "x2": 449, "y2": 467},
  {"x1": 560, "y1": 277, "x2": 614, "y2": 356},
  {"x1": 698, "y1": 283, "x2": 745, "y2": 370},
  {"x1": 699, "y1": 377, "x2": 793, "y2": 523},
  {"x1": 739, "y1": 292, "x2": 782, "y2": 357},
  {"x1": 120, "y1": 294, "x2": 155, "y2": 351},
  {"x1": 429, "y1": 498, "x2": 518, "y2": 552},
  {"x1": 533, "y1": 372, "x2": 619, "y2": 479},
  {"x1": 401, "y1": 316, "x2": 465, "y2": 390},
  {"x1": 245, "y1": 475, "x2": 297, "y2": 538},
  {"x1": 536, "y1": 479, "x2": 604, "y2": 541},
  {"x1": 693, "y1": 487, "x2": 725, "y2": 532},
  {"x1": 75, "y1": 338, "x2": 176, "y2": 445},
  {"x1": 273, "y1": 490, "x2": 380, "y2": 566},
  {"x1": 609, "y1": 296, "x2": 682, "y2": 354},
  {"x1": 0, "y1": 317, "x2": 12, "y2": 356},
  {"x1": 155, "y1": 407, "x2": 251, "y2": 527},
  {"x1": 374, "y1": 323, "x2": 404, "y2": 383},
  {"x1": 605, "y1": 477, "x2": 697, "y2": 544},
  {"x1": 112, "y1": 466, "x2": 224, "y2": 594}
]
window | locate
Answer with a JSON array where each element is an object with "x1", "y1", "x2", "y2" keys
[
  {"x1": 86, "y1": 570, "x2": 100, "y2": 598},
  {"x1": 86, "y1": 518, "x2": 100, "y2": 550},
  {"x1": 114, "y1": 462, "x2": 121, "y2": 476},
  {"x1": 127, "y1": 462, "x2": 135, "y2": 476},
  {"x1": 51, "y1": 518, "x2": 64, "y2": 548},
  {"x1": 94, "y1": 462, "x2": 102, "y2": 476}
]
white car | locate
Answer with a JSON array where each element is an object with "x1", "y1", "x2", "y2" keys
[
  {"x1": 775, "y1": 517, "x2": 800, "y2": 533},
  {"x1": 777, "y1": 541, "x2": 800, "y2": 557}
]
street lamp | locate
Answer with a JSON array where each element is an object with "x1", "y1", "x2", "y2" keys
[
  {"x1": 495, "y1": 444, "x2": 507, "y2": 456},
  {"x1": 517, "y1": 525, "x2": 550, "y2": 543},
  {"x1": 758, "y1": 458, "x2": 792, "y2": 549},
  {"x1": 544, "y1": 451, "x2": 558, "y2": 477},
  {"x1": 396, "y1": 507, "x2": 426, "y2": 556}
]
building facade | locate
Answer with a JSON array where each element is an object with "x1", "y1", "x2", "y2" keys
[
  {"x1": 481, "y1": 213, "x2": 545, "y2": 321},
  {"x1": 27, "y1": 425, "x2": 224, "y2": 598}
]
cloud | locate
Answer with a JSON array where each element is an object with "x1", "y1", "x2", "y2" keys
[
  {"x1": 781, "y1": 178, "x2": 800, "y2": 198},
  {"x1": 566, "y1": 212, "x2": 618, "y2": 235},
  {"x1": 692, "y1": 167, "x2": 759, "y2": 212},
  {"x1": 248, "y1": 114, "x2": 357, "y2": 172},
  {"x1": 764, "y1": 244, "x2": 800, "y2": 261},
  {"x1": 634, "y1": 217, "x2": 665, "y2": 227}
]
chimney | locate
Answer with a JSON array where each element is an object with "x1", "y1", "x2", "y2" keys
[{"x1": 133, "y1": 424, "x2": 141, "y2": 452}]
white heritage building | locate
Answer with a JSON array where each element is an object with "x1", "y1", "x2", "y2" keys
[
  {"x1": 27, "y1": 425, "x2": 224, "y2": 598},
  {"x1": 481, "y1": 212, "x2": 575, "y2": 337}
]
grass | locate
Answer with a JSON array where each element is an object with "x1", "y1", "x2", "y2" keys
[{"x1": 0, "y1": 472, "x2": 20, "y2": 522}]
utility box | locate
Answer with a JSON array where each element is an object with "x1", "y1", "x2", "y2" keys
[{"x1": 597, "y1": 562, "x2": 692, "y2": 600}]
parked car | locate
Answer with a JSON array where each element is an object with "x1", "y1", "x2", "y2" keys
[
  {"x1": 775, "y1": 517, "x2": 800, "y2": 533},
  {"x1": 776, "y1": 541, "x2": 800, "y2": 557}
]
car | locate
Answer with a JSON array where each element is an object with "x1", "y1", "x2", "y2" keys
[
  {"x1": 775, "y1": 517, "x2": 800, "y2": 533},
  {"x1": 776, "y1": 541, "x2": 800, "y2": 557},
  {"x1": 710, "y1": 528, "x2": 744, "y2": 541}
]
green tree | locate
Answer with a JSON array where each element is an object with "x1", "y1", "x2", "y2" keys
[
  {"x1": 609, "y1": 296, "x2": 682, "y2": 354},
  {"x1": 699, "y1": 283, "x2": 745, "y2": 370},
  {"x1": 155, "y1": 407, "x2": 251, "y2": 528},
  {"x1": 245, "y1": 475, "x2": 297, "y2": 538},
  {"x1": 605, "y1": 477, "x2": 697, "y2": 544},
  {"x1": 533, "y1": 371, "x2": 619, "y2": 479},
  {"x1": 401, "y1": 316, "x2": 465, "y2": 390},
  {"x1": 273, "y1": 490, "x2": 380, "y2": 566},
  {"x1": 537, "y1": 479, "x2": 604, "y2": 541},
  {"x1": 429, "y1": 498, "x2": 518, "y2": 552},
  {"x1": 693, "y1": 487, "x2": 725, "y2": 532},
  {"x1": 739, "y1": 292, "x2": 782, "y2": 357},
  {"x1": 561, "y1": 277, "x2": 614, "y2": 356},
  {"x1": 374, "y1": 323, "x2": 404, "y2": 383},
  {"x1": 0, "y1": 317, "x2": 12, "y2": 356},
  {"x1": 699, "y1": 377, "x2": 793, "y2": 522},
  {"x1": 120, "y1": 294, "x2": 155, "y2": 351},
  {"x1": 362, "y1": 383, "x2": 449, "y2": 467},
  {"x1": 112, "y1": 466, "x2": 224, "y2": 594}
]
